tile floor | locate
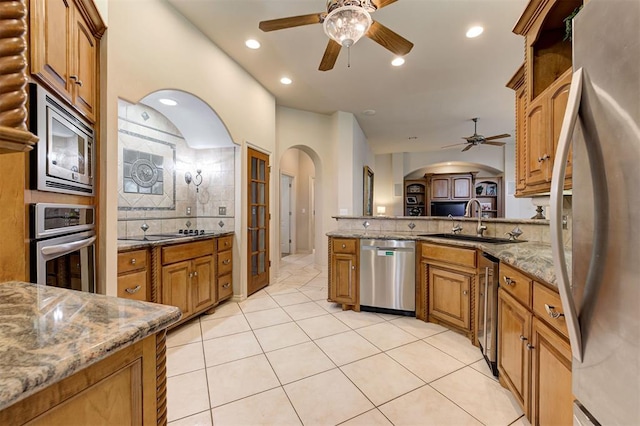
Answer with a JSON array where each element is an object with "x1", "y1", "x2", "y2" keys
[{"x1": 166, "y1": 254, "x2": 529, "y2": 426}]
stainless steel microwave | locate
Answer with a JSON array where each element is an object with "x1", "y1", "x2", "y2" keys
[{"x1": 29, "y1": 83, "x2": 95, "y2": 196}]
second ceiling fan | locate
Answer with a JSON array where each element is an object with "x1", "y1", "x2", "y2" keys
[
  {"x1": 442, "y1": 118, "x2": 511, "y2": 152},
  {"x1": 259, "y1": 0, "x2": 414, "y2": 71}
]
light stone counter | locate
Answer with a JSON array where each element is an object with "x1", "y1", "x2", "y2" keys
[
  {"x1": 117, "y1": 230, "x2": 234, "y2": 251},
  {"x1": 0, "y1": 281, "x2": 181, "y2": 411}
]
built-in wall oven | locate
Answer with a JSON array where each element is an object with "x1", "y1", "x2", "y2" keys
[
  {"x1": 478, "y1": 252, "x2": 500, "y2": 376},
  {"x1": 29, "y1": 83, "x2": 95, "y2": 196},
  {"x1": 30, "y1": 203, "x2": 96, "y2": 293}
]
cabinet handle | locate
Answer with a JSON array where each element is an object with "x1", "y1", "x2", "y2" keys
[
  {"x1": 544, "y1": 304, "x2": 565, "y2": 319},
  {"x1": 130, "y1": 258, "x2": 136, "y2": 265},
  {"x1": 462, "y1": 290, "x2": 468, "y2": 295},
  {"x1": 222, "y1": 283, "x2": 231, "y2": 289},
  {"x1": 189, "y1": 272, "x2": 193, "y2": 278},
  {"x1": 193, "y1": 271, "x2": 198, "y2": 277},
  {"x1": 503, "y1": 276, "x2": 515, "y2": 286},
  {"x1": 519, "y1": 335, "x2": 528, "y2": 341},
  {"x1": 342, "y1": 244, "x2": 346, "y2": 248},
  {"x1": 225, "y1": 241, "x2": 229, "y2": 246},
  {"x1": 223, "y1": 259, "x2": 231, "y2": 265},
  {"x1": 69, "y1": 75, "x2": 83, "y2": 86},
  {"x1": 351, "y1": 265, "x2": 355, "y2": 270},
  {"x1": 125, "y1": 285, "x2": 141, "y2": 294},
  {"x1": 526, "y1": 343, "x2": 535, "y2": 350},
  {"x1": 538, "y1": 154, "x2": 550, "y2": 162}
]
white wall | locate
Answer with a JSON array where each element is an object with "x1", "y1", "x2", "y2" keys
[{"x1": 102, "y1": 0, "x2": 276, "y2": 297}]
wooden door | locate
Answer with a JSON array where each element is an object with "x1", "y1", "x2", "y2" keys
[
  {"x1": 330, "y1": 253, "x2": 357, "y2": 304},
  {"x1": 549, "y1": 71, "x2": 573, "y2": 186},
  {"x1": 498, "y1": 288, "x2": 531, "y2": 415},
  {"x1": 161, "y1": 261, "x2": 192, "y2": 319},
  {"x1": 516, "y1": 82, "x2": 527, "y2": 193},
  {"x1": 530, "y1": 317, "x2": 572, "y2": 426},
  {"x1": 247, "y1": 148, "x2": 269, "y2": 295},
  {"x1": 430, "y1": 177, "x2": 450, "y2": 200},
  {"x1": 192, "y1": 255, "x2": 215, "y2": 311},
  {"x1": 428, "y1": 266, "x2": 470, "y2": 329},
  {"x1": 72, "y1": 5, "x2": 97, "y2": 122},
  {"x1": 451, "y1": 176, "x2": 472, "y2": 199},
  {"x1": 525, "y1": 97, "x2": 550, "y2": 188}
]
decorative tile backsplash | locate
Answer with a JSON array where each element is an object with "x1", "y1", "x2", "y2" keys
[{"x1": 117, "y1": 99, "x2": 236, "y2": 237}]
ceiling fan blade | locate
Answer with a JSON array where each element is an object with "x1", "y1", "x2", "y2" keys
[
  {"x1": 366, "y1": 21, "x2": 414, "y2": 56},
  {"x1": 259, "y1": 13, "x2": 324, "y2": 32},
  {"x1": 319, "y1": 40, "x2": 341, "y2": 71},
  {"x1": 441, "y1": 142, "x2": 467, "y2": 149},
  {"x1": 371, "y1": 0, "x2": 398, "y2": 9},
  {"x1": 484, "y1": 133, "x2": 511, "y2": 141},
  {"x1": 484, "y1": 141, "x2": 507, "y2": 147},
  {"x1": 462, "y1": 144, "x2": 474, "y2": 152}
]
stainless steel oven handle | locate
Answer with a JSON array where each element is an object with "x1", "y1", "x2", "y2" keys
[{"x1": 41, "y1": 236, "x2": 96, "y2": 259}]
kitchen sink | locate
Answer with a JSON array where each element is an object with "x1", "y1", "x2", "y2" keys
[{"x1": 418, "y1": 233, "x2": 526, "y2": 244}]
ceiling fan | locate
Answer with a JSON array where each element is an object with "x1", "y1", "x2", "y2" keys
[
  {"x1": 442, "y1": 118, "x2": 511, "y2": 152},
  {"x1": 258, "y1": 0, "x2": 414, "y2": 71}
]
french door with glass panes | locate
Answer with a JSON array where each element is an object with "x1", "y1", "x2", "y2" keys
[{"x1": 247, "y1": 148, "x2": 269, "y2": 295}]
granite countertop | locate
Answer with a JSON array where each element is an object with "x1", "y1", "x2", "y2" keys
[
  {"x1": 0, "y1": 282, "x2": 181, "y2": 411},
  {"x1": 327, "y1": 231, "x2": 571, "y2": 287},
  {"x1": 118, "y1": 230, "x2": 234, "y2": 251}
]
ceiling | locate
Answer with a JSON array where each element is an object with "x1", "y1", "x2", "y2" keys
[{"x1": 166, "y1": 0, "x2": 528, "y2": 155}]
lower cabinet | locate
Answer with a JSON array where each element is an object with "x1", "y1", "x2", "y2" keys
[
  {"x1": 428, "y1": 266, "x2": 470, "y2": 329},
  {"x1": 216, "y1": 235, "x2": 234, "y2": 303},
  {"x1": 498, "y1": 263, "x2": 572, "y2": 426},
  {"x1": 117, "y1": 249, "x2": 149, "y2": 301},
  {"x1": 328, "y1": 237, "x2": 359, "y2": 309}
]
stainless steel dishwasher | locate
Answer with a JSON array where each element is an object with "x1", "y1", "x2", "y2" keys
[{"x1": 360, "y1": 239, "x2": 415, "y2": 316}]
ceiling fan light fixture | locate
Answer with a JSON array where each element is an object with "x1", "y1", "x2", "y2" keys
[{"x1": 323, "y1": 5, "x2": 372, "y2": 48}]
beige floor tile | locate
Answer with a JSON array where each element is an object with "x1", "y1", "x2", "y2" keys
[
  {"x1": 389, "y1": 316, "x2": 449, "y2": 338},
  {"x1": 431, "y1": 367, "x2": 523, "y2": 425},
  {"x1": 253, "y1": 322, "x2": 310, "y2": 352},
  {"x1": 200, "y1": 301, "x2": 241, "y2": 321},
  {"x1": 283, "y1": 301, "x2": 328, "y2": 320},
  {"x1": 266, "y1": 341, "x2": 335, "y2": 384},
  {"x1": 167, "y1": 318, "x2": 202, "y2": 348},
  {"x1": 284, "y1": 369, "x2": 374, "y2": 426},
  {"x1": 387, "y1": 340, "x2": 465, "y2": 383},
  {"x1": 265, "y1": 284, "x2": 299, "y2": 295},
  {"x1": 207, "y1": 354, "x2": 280, "y2": 407},
  {"x1": 200, "y1": 315, "x2": 251, "y2": 340},
  {"x1": 167, "y1": 369, "x2": 211, "y2": 422},
  {"x1": 315, "y1": 330, "x2": 381, "y2": 366},
  {"x1": 470, "y1": 359, "x2": 499, "y2": 380},
  {"x1": 272, "y1": 291, "x2": 313, "y2": 307},
  {"x1": 302, "y1": 276, "x2": 329, "y2": 289},
  {"x1": 340, "y1": 353, "x2": 424, "y2": 406},
  {"x1": 356, "y1": 322, "x2": 418, "y2": 351},
  {"x1": 334, "y1": 310, "x2": 386, "y2": 329},
  {"x1": 238, "y1": 294, "x2": 279, "y2": 313},
  {"x1": 379, "y1": 385, "x2": 482, "y2": 426},
  {"x1": 244, "y1": 307, "x2": 292, "y2": 329},
  {"x1": 298, "y1": 288, "x2": 328, "y2": 301},
  {"x1": 296, "y1": 314, "x2": 350, "y2": 340},
  {"x1": 167, "y1": 342, "x2": 205, "y2": 377},
  {"x1": 202, "y1": 331, "x2": 263, "y2": 366},
  {"x1": 340, "y1": 409, "x2": 393, "y2": 425},
  {"x1": 316, "y1": 299, "x2": 344, "y2": 313},
  {"x1": 168, "y1": 410, "x2": 212, "y2": 426},
  {"x1": 425, "y1": 330, "x2": 483, "y2": 364},
  {"x1": 211, "y1": 387, "x2": 301, "y2": 426},
  {"x1": 510, "y1": 416, "x2": 532, "y2": 426}
]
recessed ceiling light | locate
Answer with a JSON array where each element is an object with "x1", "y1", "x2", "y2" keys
[
  {"x1": 158, "y1": 98, "x2": 177, "y2": 106},
  {"x1": 466, "y1": 26, "x2": 484, "y2": 38},
  {"x1": 245, "y1": 39, "x2": 261, "y2": 49},
  {"x1": 363, "y1": 109, "x2": 376, "y2": 116},
  {"x1": 280, "y1": 77, "x2": 292, "y2": 85},
  {"x1": 391, "y1": 57, "x2": 405, "y2": 67}
]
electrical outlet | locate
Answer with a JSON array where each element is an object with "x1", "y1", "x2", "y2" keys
[
  {"x1": 186, "y1": 207, "x2": 191, "y2": 216},
  {"x1": 219, "y1": 206, "x2": 226, "y2": 216}
]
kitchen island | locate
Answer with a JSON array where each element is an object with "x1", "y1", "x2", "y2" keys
[{"x1": 0, "y1": 281, "x2": 181, "y2": 424}]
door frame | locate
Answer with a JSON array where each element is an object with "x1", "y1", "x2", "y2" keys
[
  {"x1": 246, "y1": 147, "x2": 270, "y2": 295},
  {"x1": 280, "y1": 172, "x2": 295, "y2": 256}
]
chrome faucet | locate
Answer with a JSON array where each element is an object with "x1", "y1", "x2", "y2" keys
[
  {"x1": 448, "y1": 214, "x2": 463, "y2": 234},
  {"x1": 465, "y1": 198, "x2": 487, "y2": 237}
]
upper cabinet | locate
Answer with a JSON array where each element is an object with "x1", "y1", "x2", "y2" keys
[
  {"x1": 509, "y1": 0, "x2": 581, "y2": 196},
  {"x1": 30, "y1": 0, "x2": 106, "y2": 123}
]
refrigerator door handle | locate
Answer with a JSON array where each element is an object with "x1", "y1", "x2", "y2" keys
[{"x1": 550, "y1": 67, "x2": 584, "y2": 362}]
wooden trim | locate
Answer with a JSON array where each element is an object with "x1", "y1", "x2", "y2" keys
[
  {"x1": 74, "y1": 0, "x2": 106, "y2": 38},
  {"x1": 151, "y1": 246, "x2": 160, "y2": 303},
  {"x1": 506, "y1": 63, "x2": 526, "y2": 91},
  {"x1": 155, "y1": 330, "x2": 167, "y2": 425},
  {"x1": 513, "y1": 0, "x2": 549, "y2": 35}
]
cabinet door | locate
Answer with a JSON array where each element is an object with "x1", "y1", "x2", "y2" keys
[
  {"x1": 428, "y1": 266, "x2": 470, "y2": 329},
  {"x1": 117, "y1": 270, "x2": 147, "y2": 301},
  {"x1": 430, "y1": 177, "x2": 450, "y2": 200},
  {"x1": 516, "y1": 83, "x2": 527, "y2": 193},
  {"x1": 192, "y1": 255, "x2": 215, "y2": 311},
  {"x1": 30, "y1": 0, "x2": 72, "y2": 98},
  {"x1": 162, "y1": 261, "x2": 192, "y2": 319},
  {"x1": 72, "y1": 5, "x2": 97, "y2": 122},
  {"x1": 549, "y1": 71, "x2": 572, "y2": 186},
  {"x1": 498, "y1": 289, "x2": 531, "y2": 415},
  {"x1": 525, "y1": 97, "x2": 550, "y2": 188},
  {"x1": 330, "y1": 253, "x2": 357, "y2": 304},
  {"x1": 530, "y1": 317, "x2": 572, "y2": 426},
  {"x1": 451, "y1": 176, "x2": 472, "y2": 199}
]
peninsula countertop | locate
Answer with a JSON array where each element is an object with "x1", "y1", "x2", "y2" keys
[
  {"x1": 0, "y1": 281, "x2": 181, "y2": 411},
  {"x1": 327, "y1": 231, "x2": 570, "y2": 287}
]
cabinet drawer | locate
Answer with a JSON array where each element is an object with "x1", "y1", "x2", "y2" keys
[
  {"x1": 118, "y1": 249, "x2": 147, "y2": 274},
  {"x1": 332, "y1": 238, "x2": 357, "y2": 254},
  {"x1": 421, "y1": 243, "x2": 476, "y2": 269},
  {"x1": 117, "y1": 271, "x2": 147, "y2": 301},
  {"x1": 217, "y1": 235, "x2": 233, "y2": 251},
  {"x1": 217, "y1": 250, "x2": 233, "y2": 276},
  {"x1": 218, "y1": 274, "x2": 233, "y2": 301},
  {"x1": 162, "y1": 239, "x2": 213, "y2": 265},
  {"x1": 533, "y1": 282, "x2": 568, "y2": 338},
  {"x1": 500, "y1": 263, "x2": 532, "y2": 307}
]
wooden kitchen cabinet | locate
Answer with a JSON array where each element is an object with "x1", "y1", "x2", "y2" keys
[
  {"x1": 30, "y1": 0, "x2": 105, "y2": 122},
  {"x1": 328, "y1": 237, "x2": 359, "y2": 310},
  {"x1": 428, "y1": 266, "x2": 470, "y2": 329},
  {"x1": 507, "y1": 64, "x2": 527, "y2": 194},
  {"x1": 216, "y1": 235, "x2": 234, "y2": 302},
  {"x1": 117, "y1": 249, "x2": 149, "y2": 301},
  {"x1": 427, "y1": 172, "x2": 474, "y2": 201}
]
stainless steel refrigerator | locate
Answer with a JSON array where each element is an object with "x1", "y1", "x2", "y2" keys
[{"x1": 550, "y1": 0, "x2": 640, "y2": 424}]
